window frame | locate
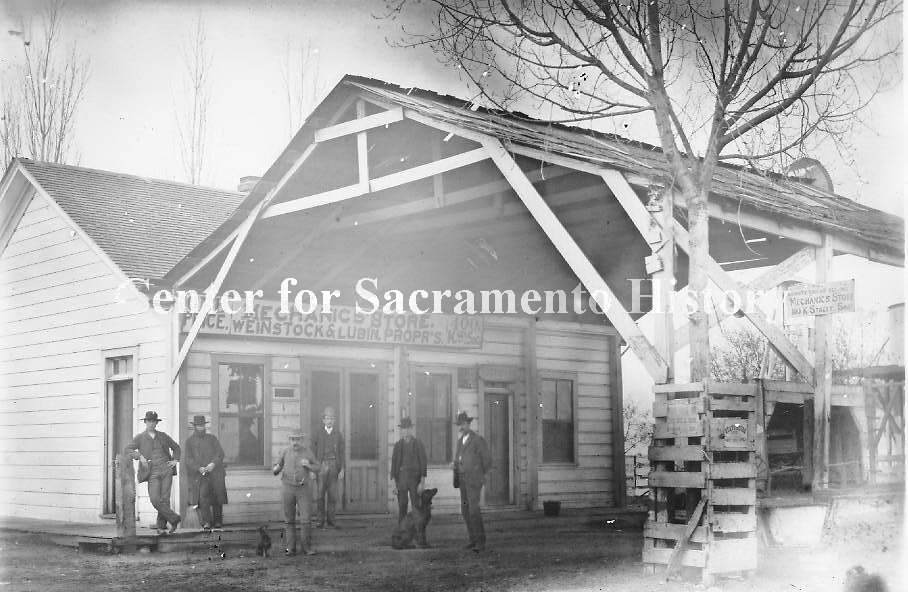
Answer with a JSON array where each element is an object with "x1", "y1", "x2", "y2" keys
[
  {"x1": 211, "y1": 354, "x2": 272, "y2": 469},
  {"x1": 538, "y1": 371, "x2": 579, "y2": 467},
  {"x1": 408, "y1": 365, "x2": 456, "y2": 467}
]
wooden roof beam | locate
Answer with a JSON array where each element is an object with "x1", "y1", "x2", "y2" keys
[
  {"x1": 262, "y1": 148, "x2": 489, "y2": 219},
  {"x1": 483, "y1": 137, "x2": 668, "y2": 383},
  {"x1": 313, "y1": 106, "x2": 404, "y2": 143}
]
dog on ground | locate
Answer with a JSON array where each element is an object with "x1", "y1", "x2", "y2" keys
[
  {"x1": 391, "y1": 488, "x2": 438, "y2": 549},
  {"x1": 845, "y1": 565, "x2": 888, "y2": 592},
  {"x1": 256, "y1": 525, "x2": 272, "y2": 558}
]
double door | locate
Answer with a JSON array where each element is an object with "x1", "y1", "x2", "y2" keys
[{"x1": 309, "y1": 364, "x2": 386, "y2": 513}]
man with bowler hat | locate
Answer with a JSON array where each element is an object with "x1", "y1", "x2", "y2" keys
[
  {"x1": 390, "y1": 416, "x2": 427, "y2": 522},
  {"x1": 273, "y1": 429, "x2": 317, "y2": 556},
  {"x1": 453, "y1": 411, "x2": 491, "y2": 552},
  {"x1": 312, "y1": 406, "x2": 345, "y2": 528},
  {"x1": 184, "y1": 415, "x2": 228, "y2": 530},
  {"x1": 126, "y1": 411, "x2": 182, "y2": 533}
]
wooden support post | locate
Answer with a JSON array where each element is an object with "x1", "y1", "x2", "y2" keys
[
  {"x1": 813, "y1": 235, "x2": 834, "y2": 490},
  {"x1": 609, "y1": 333, "x2": 626, "y2": 508},
  {"x1": 356, "y1": 100, "x2": 369, "y2": 190},
  {"x1": 653, "y1": 187, "x2": 675, "y2": 383},
  {"x1": 756, "y1": 381, "x2": 768, "y2": 494},
  {"x1": 525, "y1": 321, "x2": 539, "y2": 510},
  {"x1": 116, "y1": 454, "x2": 136, "y2": 551}
]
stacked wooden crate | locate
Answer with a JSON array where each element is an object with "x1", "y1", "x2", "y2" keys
[{"x1": 643, "y1": 381, "x2": 759, "y2": 582}]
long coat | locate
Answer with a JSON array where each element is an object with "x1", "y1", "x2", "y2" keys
[
  {"x1": 454, "y1": 430, "x2": 492, "y2": 488},
  {"x1": 184, "y1": 432, "x2": 228, "y2": 505}
]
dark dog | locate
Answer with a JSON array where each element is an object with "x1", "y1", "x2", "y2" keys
[
  {"x1": 845, "y1": 566, "x2": 888, "y2": 592},
  {"x1": 256, "y1": 525, "x2": 272, "y2": 558},
  {"x1": 391, "y1": 488, "x2": 438, "y2": 549}
]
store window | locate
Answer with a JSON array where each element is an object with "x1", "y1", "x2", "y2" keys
[
  {"x1": 541, "y1": 376, "x2": 575, "y2": 463},
  {"x1": 413, "y1": 370, "x2": 453, "y2": 464},
  {"x1": 217, "y1": 362, "x2": 265, "y2": 465}
]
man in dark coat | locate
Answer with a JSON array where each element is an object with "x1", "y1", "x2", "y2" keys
[
  {"x1": 312, "y1": 406, "x2": 345, "y2": 528},
  {"x1": 126, "y1": 411, "x2": 182, "y2": 533},
  {"x1": 184, "y1": 415, "x2": 228, "y2": 530},
  {"x1": 453, "y1": 411, "x2": 491, "y2": 552},
  {"x1": 390, "y1": 416, "x2": 427, "y2": 522}
]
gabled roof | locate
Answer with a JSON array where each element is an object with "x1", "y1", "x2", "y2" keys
[
  {"x1": 168, "y1": 74, "x2": 902, "y2": 285},
  {"x1": 344, "y1": 75, "x2": 903, "y2": 256},
  {"x1": 17, "y1": 159, "x2": 244, "y2": 280}
]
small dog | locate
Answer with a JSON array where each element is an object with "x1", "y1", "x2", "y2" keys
[
  {"x1": 845, "y1": 565, "x2": 888, "y2": 592},
  {"x1": 256, "y1": 525, "x2": 272, "y2": 558},
  {"x1": 391, "y1": 488, "x2": 438, "y2": 549}
]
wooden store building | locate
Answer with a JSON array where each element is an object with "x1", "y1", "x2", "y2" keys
[{"x1": 0, "y1": 75, "x2": 902, "y2": 528}]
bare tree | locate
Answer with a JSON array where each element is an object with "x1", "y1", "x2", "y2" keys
[
  {"x1": 281, "y1": 41, "x2": 323, "y2": 139},
  {"x1": 176, "y1": 16, "x2": 212, "y2": 185},
  {"x1": 623, "y1": 400, "x2": 653, "y2": 455},
  {"x1": 1, "y1": 0, "x2": 89, "y2": 166},
  {"x1": 388, "y1": 0, "x2": 901, "y2": 380},
  {"x1": 710, "y1": 324, "x2": 773, "y2": 382}
]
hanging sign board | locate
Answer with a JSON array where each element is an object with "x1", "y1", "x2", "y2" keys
[
  {"x1": 183, "y1": 301, "x2": 484, "y2": 349},
  {"x1": 785, "y1": 280, "x2": 855, "y2": 318}
]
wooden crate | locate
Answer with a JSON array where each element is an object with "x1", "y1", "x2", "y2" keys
[{"x1": 643, "y1": 381, "x2": 759, "y2": 581}]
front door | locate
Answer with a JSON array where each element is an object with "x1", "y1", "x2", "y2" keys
[
  {"x1": 308, "y1": 365, "x2": 385, "y2": 513},
  {"x1": 104, "y1": 379, "x2": 133, "y2": 515},
  {"x1": 345, "y1": 371, "x2": 383, "y2": 512},
  {"x1": 485, "y1": 391, "x2": 511, "y2": 505}
]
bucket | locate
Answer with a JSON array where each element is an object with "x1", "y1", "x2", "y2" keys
[{"x1": 543, "y1": 501, "x2": 561, "y2": 517}]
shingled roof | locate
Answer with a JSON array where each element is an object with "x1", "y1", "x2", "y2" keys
[
  {"x1": 18, "y1": 159, "x2": 244, "y2": 280},
  {"x1": 343, "y1": 75, "x2": 903, "y2": 258}
]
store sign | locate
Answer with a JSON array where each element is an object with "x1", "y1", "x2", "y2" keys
[
  {"x1": 785, "y1": 280, "x2": 855, "y2": 318},
  {"x1": 183, "y1": 301, "x2": 484, "y2": 348}
]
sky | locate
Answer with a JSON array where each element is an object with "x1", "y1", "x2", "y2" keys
[{"x1": 1, "y1": 0, "x2": 904, "y2": 402}]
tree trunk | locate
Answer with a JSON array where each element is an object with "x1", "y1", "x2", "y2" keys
[{"x1": 687, "y1": 184, "x2": 711, "y2": 381}]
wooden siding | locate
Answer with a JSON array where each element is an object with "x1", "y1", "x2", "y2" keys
[
  {"x1": 535, "y1": 321, "x2": 616, "y2": 508},
  {"x1": 0, "y1": 191, "x2": 169, "y2": 523}
]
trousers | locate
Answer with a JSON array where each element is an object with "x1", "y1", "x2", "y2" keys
[
  {"x1": 316, "y1": 461, "x2": 340, "y2": 524},
  {"x1": 148, "y1": 468, "x2": 181, "y2": 528},
  {"x1": 459, "y1": 482, "x2": 485, "y2": 548},
  {"x1": 281, "y1": 483, "x2": 313, "y2": 553},
  {"x1": 195, "y1": 477, "x2": 223, "y2": 527},
  {"x1": 395, "y1": 471, "x2": 421, "y2": 521}
]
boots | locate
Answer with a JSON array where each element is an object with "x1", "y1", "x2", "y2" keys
[{"x1": 196, "y1": 506, "x2": 211, "y2": 530}]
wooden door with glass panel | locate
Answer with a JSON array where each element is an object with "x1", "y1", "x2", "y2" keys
[{"x1": 309, "y1": 366, "x2": 385, "y2": 513}]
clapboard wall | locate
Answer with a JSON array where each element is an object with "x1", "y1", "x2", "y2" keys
[
  {"x1": 535, "y1": 321, "x2": 616, "y2": 508},
  {"x1": 0, "y1": 188, "x2": 170, "y2": 523}
]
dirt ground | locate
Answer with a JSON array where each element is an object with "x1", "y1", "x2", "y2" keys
[{"x1": 0, "y1": 505, "x2": 901, "y2": 592}]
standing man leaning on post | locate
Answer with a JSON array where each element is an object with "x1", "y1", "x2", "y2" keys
[
  {"x1": 184, "y1": 415, "x2": 228, "y2": 530},
  {"x1": 453, "y1": 411, "x2": 491, "y2": 553},
  {"x1": 273, "y1": 429, "x2": 317, "y2": 556},
  {"x1": 313, "y1": 406, "x2": 345, "y2": 528},
  {"x1": 126, "y1": 411, "x2": 182, "y2": 534},
  {"x1": 390, "y1": 416, "x2": 427, "y2": 522}
]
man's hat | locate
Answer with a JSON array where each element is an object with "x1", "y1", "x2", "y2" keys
[
  {"x1": 455, "y1": 411, "x2": 474, "y2": 425},
  {"x1": 399, "y1": 417, "x2": 413, "y2": 429},
  {"x1": 289, "y1": 429, "x2": 305, "y2": 440},
  {"x1": 323, "y1": 406, "x2": 336, "y2": 418},
  {"x1": 141, "y1": 411, "x2": 161, "y2": 423},
  {"x1": 190, "y1": 415, "x2": 209, "y2": 426}
]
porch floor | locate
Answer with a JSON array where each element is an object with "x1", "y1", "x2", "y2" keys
[{"x1": 0, "y1": 506, "x2": 647, "y2": 554}]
